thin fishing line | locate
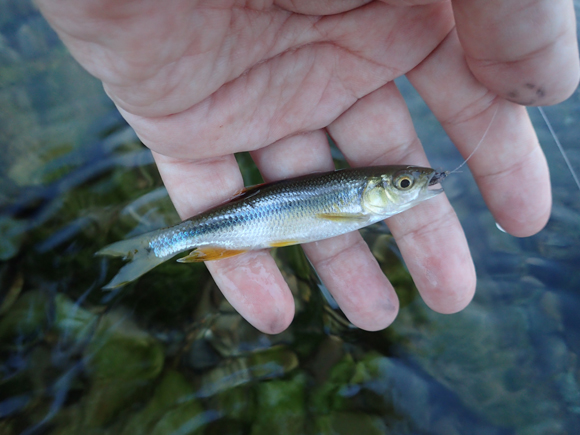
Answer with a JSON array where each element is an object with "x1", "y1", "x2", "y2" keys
[
  {"x1": 449, "y1": 103, "x2": 500, "y2": 175},
  {"x1": 537, "y1": 106, "x2": 580, "y2": 192}
]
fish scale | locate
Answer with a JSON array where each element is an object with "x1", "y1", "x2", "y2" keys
[{"x1": 150, "y1": 170, "x2": 369, "y2": 257}]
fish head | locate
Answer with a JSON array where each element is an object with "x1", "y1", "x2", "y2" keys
[{"x1": 362, "y1": 166, "x2": 445, "y2": 217}]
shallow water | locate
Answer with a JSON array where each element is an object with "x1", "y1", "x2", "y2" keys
[{"x1": 1, "y1": 2, "x2": 580, "y2": 434}]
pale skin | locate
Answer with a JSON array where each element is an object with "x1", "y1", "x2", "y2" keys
[{"x1": 36, "y1": 0, "x2": 579, "y2": 333}]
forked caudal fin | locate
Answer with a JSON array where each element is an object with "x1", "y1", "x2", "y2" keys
[{"x1": 96, "y1": 232, "x2": 167, "y2": 289}]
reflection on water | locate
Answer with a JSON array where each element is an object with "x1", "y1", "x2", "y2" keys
[{"x1": 1, "y1": 1, "x2": 580, "y2": 434}]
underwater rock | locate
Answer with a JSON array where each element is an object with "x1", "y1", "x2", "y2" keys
[
  {"x1": 250, "y1": 374, "x2": 306, "y2": 435},
  {"x1": 120, "y1": 370, "x2": 205, "y2": 435},
  {"x1": 315, "y1": 412, "x2": 387, "y2": 435},
  {"x1": 53, "y1": 293, "x2": 98, "y2": 344},
  {"x1": 196, "y1": 345, "x2": 298, "y2": 398},
  {"x1": 0, "y1": 217, "x2": 27, "y2": 261},
  {"x1": 0, "y1": 290, "x2": 49, "y2": 342},
  {"x1": 16, "y1": 17, "x2": 52, "y2": 59},
  {"x1": 81, "y1": 310, "x2": 164, "y2": 426},
  {"x1": 0, "y1": 33, "x2": 20, "y2": 64},
  {"x1": 393, "y1": 297, "x2": 568, "y2": 429}
]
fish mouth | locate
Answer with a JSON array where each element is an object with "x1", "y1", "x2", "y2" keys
[{"x1": 427, "y1": 170, "x2": 448, "y2": 193}]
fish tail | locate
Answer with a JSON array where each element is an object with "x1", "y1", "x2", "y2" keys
[{"x1": 96, "y1": 232, "x2": 166, "y2": 289}]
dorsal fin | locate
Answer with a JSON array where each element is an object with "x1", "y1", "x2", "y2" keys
[{"x1": 229, "y1": 183, "x2": 267, "y2": 201}]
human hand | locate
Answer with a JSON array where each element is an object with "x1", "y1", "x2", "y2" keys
[{"x1": 37, "y1": 0, "x2": 579, "y2": 333}]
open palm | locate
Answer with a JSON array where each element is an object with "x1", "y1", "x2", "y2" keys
[{"x1": 38, "y1": 0, "x2": 579, "y2": 333}]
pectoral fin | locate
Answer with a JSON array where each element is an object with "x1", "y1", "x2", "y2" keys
[
  {"x1": 316, "y1": 213, "x2": 368, "y2": 222},
  {"x1": 177, "y1": 247, "x2": 248, "y2": 263}
]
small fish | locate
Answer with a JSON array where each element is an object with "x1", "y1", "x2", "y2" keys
[{"x1": 97, "y1": 165, "x2": 446, "y2": 289}]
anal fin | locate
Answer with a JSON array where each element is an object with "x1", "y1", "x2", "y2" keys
[{"x1": 177, "y1": 247, "x2": 247, "y2": 263}]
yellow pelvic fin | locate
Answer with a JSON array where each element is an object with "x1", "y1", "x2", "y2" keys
[
  {"x1": 316, "y1": 212, "x2": 368, "y2": 222},
  {"x1": 269, "y1": 240, "x2": 300, "y2": 248},
  {"x1": 177, "y1": 247, "x2": 248, "y2": 263}
]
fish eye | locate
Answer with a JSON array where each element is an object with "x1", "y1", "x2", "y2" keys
[{"x1": 395, "y1": 175, "x2": 413, "y2": 190}]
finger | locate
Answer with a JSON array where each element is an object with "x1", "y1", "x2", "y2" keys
[
  {"x1": 152, "y1": 152, "x2": 295, "y2": 333},
  {"x1": 251, "y1": 131, "x2": 399, "y2": 330},
  {"x1": 327, "y1": 82, "x2": 476, "y2": 314},
  {"x1": 452, "y1": 0, "x2": 580, "y2": 105},
  {"x1": 407, "y1": 29, "x2": 551, "y2": 237}
]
